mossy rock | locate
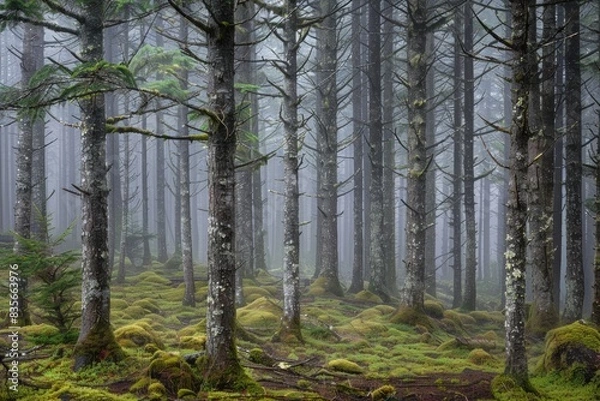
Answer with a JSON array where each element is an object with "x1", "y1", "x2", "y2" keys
[
  {"x1": 371, "y1": 384, "x2": 396, "y2": 401},
  {"x1": 237, "y1": 297, "x2": 282, "y2": 330},
  {"x1": 354, "y1": 290, "x2": 383, "y2": 304},
  {"x1": 389, "y1": 306, "x2": 433, "y2": 329},
  {"x1": 536, "y1": 321, "x2": 600, "y2": 383},
  {"x1": 467, "y1": 348, "x2": 494, "y2": 365},
  {"x1": 179, "y1": 335, "x2": 206, "y2": 350},
  {"x1": 148, "y1": 351, "x2": 200, "y2": 395},
  {"x1": 423, "y1": 300, "x2": 445, "y2": 319},
  {"x1": 326, "y1": 358, "x2": 363, "y2": 374},
  {"x1": 131, "y1": 299, "x2": 162, "y2": 314},
  {"x1": 249, "y1": 347, "x2": 276, "y2": 366},
  {"x1": 114, "y1": 323, "x2": 165, "y2": 349}
]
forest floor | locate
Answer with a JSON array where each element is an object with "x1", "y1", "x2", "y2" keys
[{"x1": 1, "y1": 261, "x2": 598, "y2": 400}]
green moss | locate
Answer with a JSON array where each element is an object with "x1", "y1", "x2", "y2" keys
[
  {"x1": 177, "y1": 388, "x2": 197, "y2": 399},
  {"x1": 423, "y1": 300, "x2": 445, "y2": 319},
  {"x1": 114, "y1": 323, "x2": 165, "y2": 349},
  {"x1": 131, "y1": 299, "x2": 162, "y2": 314},
  {"x1": 111, "y1": 299, "x2": 129, "y2": 310},
  {"x1": 371, "y1": 384, "x2": 396, "y2": 401},
  {"x1": 467, "y1": 348, "x2": 494, "y2": 366},
  {"x1": 121, "y1": 305, "x2": 149, "y2": 319},
  {"x1": 444, "y1": 310, "x2": 475, "y2": 326},
  {"x1": 20, "y1": 323, "x2": 60, "y2": 338},
  {"x1": 179, "y1": 335, "x2": 206, "y2": 350},
  {"x1": 148, "y1": 351, "x2": 200, "y2": 394},
  {"x1": 148, "y1": 381, "x2": 167, "y2": 400},
  {"x1": 307, "y1": 276, "x2": 328, "y2": 296},
  {"x1": 196, "y1": 355, "x2": 262, "y2": 393},
  {"x1": 536, "y1": 321, "x2": 600, "y2": 383},
  {"x1": 136, "y1": 271, "x2": 171, "y2": 285},
  {"x1": 164, "y1": 253, "x2": 182, "y2": 271},
  {"x1": 73, "y1": 323, "x2": 125, "y2": 371},
  {"x1": 326, "y1": 358, "x2": 363, "y2": 374},
  {"x1": 43, "y1": 383, "x2": 138, "y2": 401},
  {"x1": 389, "y1": 306, "x2": 433, "y2": 329},
  {"x1": 354, "y1": 290, "x2": 383, "y2": 304},
  {"x1": 469, "y1": 310, "x2": 503, "y2": 324},
  {"x1": 491, "y1": 375, "x2": 540, "y2": 401},
  {"x1": 248, "y1": 347, "x2": 275, "y2": 366},
  {"x1": 237, "y1": 297, "x2": 282, "y2": 331}
]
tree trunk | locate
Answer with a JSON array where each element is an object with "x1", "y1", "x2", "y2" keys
[
  {"x1": 117, "y1": 133, "x2": 130, "y2": 283},
  {"x1": 424, "y1": 24, "x2": 436, "y2": 298},
  {"x1": 278, "y1": 0, "x2": 303, "y2": 342},
  {"x1": 348, "y1": 0, "x2": 365, "y2": 294},
  {"x1": 503, "y1": 0, "x2": 532, "y2": 388},
  {"x1": 155, "y1": 15, "x2": 167, "y2": 263},
  {"x1": 401, "y1": 0, "x2": 427, "y2": 311},
  {"x1": 367, "y1": 0, "x2": 389, "y2": 302},
  {"x1": 73, "y1": 0, "x2": 123, "y2": 370},
  {"x1": 141, "y1": 121, "x2": 152, "y2": 266},
  {"x1": 462, "y1": 0, "x2": 477, "y2": 311},
  {"x1": 202, "y1": 0, "x2": 244, "y2": 386},
  {"x1": 316, "y1": 0, "x2": 343, "y2": 297},
  {"x1": 593, "y1": 114, "x2": 600, "y2": 326},
  {"x1": 562, "y1": 0, "x2": 584, "y2": 323},
  {"x1": 451, "y1": 9, "x2": 463, "y2": 309},
  {"x1": 527, "y1": 0, "x2": 558, "y2": 336}
]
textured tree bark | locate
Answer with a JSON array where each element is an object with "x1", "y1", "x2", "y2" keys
[
  {"x1": 503, "y1": 0, "x2": 532, "y2": 389},
  {"x1": 316, "y1": 0, "x2": 343, "y2": 297},
  {"x1": 155, "y1": 15, "x2": 168, "y2": 263},
  {"x1": 528, "y1": 0, "x2": 558, "y2": 336},
  {"x1": 203, "y1": 0, "x2": 243, "y2": 384},
  {"x1": 117, "y1": 133, "x2": 130, "y2": 284},
  {"x1": 367, "y1": 0, "x2": 388, "y2": 302},
  {"x1": 462, "y1": 0, "x2": 477, "y2": 312},
  {"x1": 178, "y1": 17, "x2": 195, "y2": 308},
  {"x1": 348, "y1": 0, "x2": 365, "y2": 294},
  {"x1": 278, "y1": 0, "x2": 303, "y2": 342},
  {"x1": 451, "y1": 9, "x2": 463, "y2": 309},
  {"x1": 424, "y1": 25, "x2": 436, "y2": 298},
  {"x1": 401, "y1": 0, "x2": 427, "y2": 311},
  {"x1": 593, "y1": 115, "x2": 600, "y2": 326},
  {"x1": 73, "y1": 0, "x2": 123, "y2": 371},
  {"x1": 562, "y1": 0, "x2": 584, "y2": 323}
]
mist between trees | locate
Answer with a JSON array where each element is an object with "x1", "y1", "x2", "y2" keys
[{"x1": 0, "y1": 0, "x2": 599, "y2": 385}]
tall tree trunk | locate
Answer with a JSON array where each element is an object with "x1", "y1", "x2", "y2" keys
[
  {"x1": 141, "y1": 120, "x2": 152, "y2": 265},
  {"x1": 117, "y1": 132, "x2": 130, "y2": 283},
  {"x1": 316, "y1": 0, "x2": 343, "y2": 296},
  {"x1": 73, "y1": 0, "x2": 123, "y2": 370},
  {"x1": 235, "y1": 0, "x2": 255, "y2": 289},
  {"x1": 504, "y1": 0, "x2": 533, "y2": 389},
  {"x1": 462, "y1": 0, "x2": 477, "y2": 311},
  {"x1": 201, "y1": 0, "x2": 244, "y2": 387},
  {"x1": 348, "y1": 0, "x2": 365, "y2": 294},
  {"x1": 177, "y1": 17, "x2": 195, "y2": 307},
  {"x1": 278, "y1": 0, "x2": 303, "y2": 342},
  {"x1": 593, "y1": 114, "x2": 600, "y2": 326},
  {"x1": 562, "y1": 0, "x2": 584, "y2": 323},
  {"x1": 401, "y1": 0, "x2": 427, "y2": 310},
  {"x1": 382, "y1": 0, "x2": 397, "y2": 297},
  {"x1": 424, "y1": 22, "x2": 436, "y2": 297},
  {"x1": 155, "y1": 15, "x2": 168, "y2": 264},
  {"x1": 528, "y1": 0, "x2": 558, "y2": 336},
  {"x1": 451, "y1": 9, "x2": 463, "y2": 309},
  {"x1": 367, "y1": 0, "x2": 389, "y2": 302}
]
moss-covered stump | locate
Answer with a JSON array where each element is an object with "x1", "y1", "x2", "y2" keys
[
  {"x1": 536, "y1": 321, "x2": 600, "y2": 384},
  {"x1": 196, "y1": 354, "x2": 262, "y2": 393},
  {"x1": 73, "y1": 324, "x2": 125, "y2": 371},
  {"x1": 114, "y1": 322, "x2": 165, "y2": 349},
  {"x1": 148, "y1": 351, "x2": 200, "y2": 395}
]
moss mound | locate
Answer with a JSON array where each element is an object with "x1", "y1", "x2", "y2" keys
[
  {"x1": 536, "y1": 321, "x2": 600, "y2": 383},
  {"x1": 389, "y1": 305, "x2": 432, "y2": 329},
  {"x1": 131, "y1": 299, "x2": 162, "y2": 314},
  {"x1": 353, "y1": 290, "x2": 383, "y2": 304},
  {"x1": 136, "y1": 271, "x2": 171, "y2": 285},
  {"x1": 423, "y1": 300, "x2": 445, "y2": 319},
  {"x1": 491, "y1": 375, "x2": 540, "y2": 401},
  {"x1": 43, "y1": 383, "x2": 138, "y2": 401},
  {"x1": 467, "y1": 348, "x2": 494, "y2": 365},
  {"x1": 148, "y1": 351, "x2": 200, "y2": 395},
  {"x1": 326, "y1": 358, "x2": 363, "y2": 374},
  {"x1": 114, "y1": 322, "x2": 165, "y2": 349},
  {"x1": 248, "y1": 347, "x2": 276, "y2": 366},
  {"x1": 371, "y1": 384, "x2": 396, "y2": 401},
  {"x1": 237, "y1": 296, "x2": 282, "y2": 331},
  {"x1": 179, "y1": 335, "x2": 206, "y2": 350}
]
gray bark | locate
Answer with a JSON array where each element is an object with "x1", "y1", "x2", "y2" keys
[
  {"x1": 367, "y1": 0, "x2": 388, "y2": 302},
  {"x1": 178, "y1": 17, "x2": 195, "y2": 307},
  {"x1": 316, "y1": 0, "x2": 343, "y2": 296},
  {"x1": 462, "y1": 0, "x2": 477, "y2": 311},
  {"x1": 74, "y1": 0, "x2": 123, "y2": 370},
  {"x1": 402, "y1": 0, "x2": 427, "y2": 310},
  {"x1": 117, "y1": 133, "x2": 130, "y2": 283},
  {"x1": 279, "y1": 0, "x2": 302, "y2": 341},
  {"x1": 451, "y1": 9, "x2": 463, "y2": 309},
  {"x1": 155, "y1": 15, "x2": 167, "y2": 263},
  {"x1": 528, "y1": 0, "x2": 558, "y2": 335},
  {"x1": 504, "y1": 0, "x2": 531, "y2": 386},
  {"x1": 562, "y1": 0, "x2": 584, "y2": 323},
  {"x1": 424, "y1": 24, "x2": 436, "y2": 297},
  {"x1": 348, "y1": 0, "x2": 364, "y2": 294}
]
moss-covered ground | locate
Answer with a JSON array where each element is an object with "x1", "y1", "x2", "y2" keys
[{"x1": 1, "y1": 263, "x2": 598, "y2": 400}]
